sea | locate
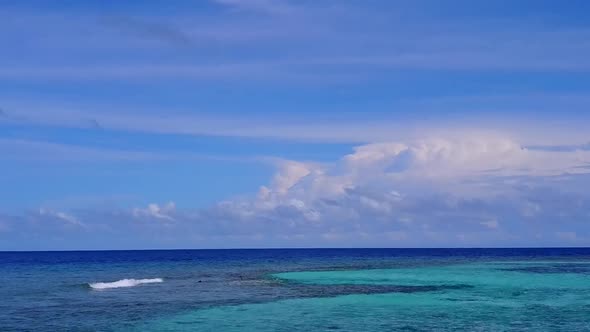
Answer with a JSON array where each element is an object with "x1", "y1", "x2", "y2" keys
[{"x1": 1, "y1": 248, "x2": 590, "y2": 331}]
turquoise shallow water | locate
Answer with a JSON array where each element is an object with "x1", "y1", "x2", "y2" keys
[
  {"x1": 2, "y1": 249, "x2": 590, "y2": 331},
  {"x1": 142, "y1": 261, "x2": 590, "y2": 331}
]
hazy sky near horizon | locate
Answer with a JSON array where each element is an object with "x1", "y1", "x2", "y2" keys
[{"x1": 1, "y1": 0, "x2": 590, "y2": 250}]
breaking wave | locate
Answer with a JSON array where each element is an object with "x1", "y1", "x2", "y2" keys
[{"x1": 89, "y1": 278, "x2": 163, "y2": 290}]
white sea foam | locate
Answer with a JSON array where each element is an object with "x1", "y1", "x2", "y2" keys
[{"x1": 89, "y1": 278, "x2": 163, "y2": 290}]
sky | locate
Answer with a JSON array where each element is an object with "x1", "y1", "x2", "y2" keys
[{"x1": 1, "y1": 0, "x2": 590, "y2": 250}]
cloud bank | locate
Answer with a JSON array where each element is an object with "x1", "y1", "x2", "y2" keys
[
  {"x1": 3, "y1": 133, "x2": 590, "y2": 249},
  {"x1": 198, "y1": 134, "x2": 590, "y2": 245}
]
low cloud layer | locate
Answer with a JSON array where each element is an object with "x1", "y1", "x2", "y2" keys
[{"x1": 3, "y1": 133, "x2": 590, "y2": 249}]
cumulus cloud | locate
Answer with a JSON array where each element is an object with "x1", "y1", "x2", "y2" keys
[
  {"x1": 247, "y1": 134, "x2": 590, "y2": 205},
  {"x1": 197, "y1": 133, "x2": 590, "y2": 246},
  {"x1": 343, "y1": 136, "x2": 590, "y2": 178},
  {"x1": 133, "y1": 202, "x2": 176, "y2": 221}
]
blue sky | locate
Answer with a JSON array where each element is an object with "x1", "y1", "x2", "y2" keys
[{"x1": 1, "y1": 0, "x2": 590, "y2": 250}]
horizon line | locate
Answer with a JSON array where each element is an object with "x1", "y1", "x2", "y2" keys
[{"x1": 2, "y1": 246, "x2": 590, "y2": 253}]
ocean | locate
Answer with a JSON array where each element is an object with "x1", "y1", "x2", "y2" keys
[{"x1": 1, "y1": 248, "x2": 590, "y2": 331}]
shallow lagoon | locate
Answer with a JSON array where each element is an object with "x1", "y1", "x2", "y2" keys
[{"x1": 143, "y1": 259, "x2": 590, "y2": 331}]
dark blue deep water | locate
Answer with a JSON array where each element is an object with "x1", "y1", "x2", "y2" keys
[{"x1": 2, "y1": 248, "x2": 590, "y2": 331}]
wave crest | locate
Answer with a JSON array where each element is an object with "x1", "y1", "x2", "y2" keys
[{"x1": 89, "y1": 278, "x2": 163, "y2": 290}]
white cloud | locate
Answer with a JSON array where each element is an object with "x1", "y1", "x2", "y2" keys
[
  {"x1": 247, "y1": 135, "x2": 590, "y2": 207},
  {"x1": 38, "y1": 208, "x2": 85, "y2": 227},
  {"x1": 267, "y1": 160, "x2": 313, "y2": 194},
  {"x1": 133, "y1": 202, "x2": 176, "y2": 221},
  {"x1": 343, "y1": 136, "x2": 590, "y2": 178},
  {"x1": 199, "y1": 133, "x2": 590, "y2": 245}
]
